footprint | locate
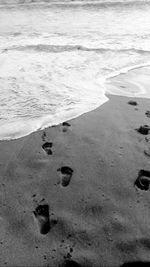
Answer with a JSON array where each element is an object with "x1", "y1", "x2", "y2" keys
[
  {"x1": 121, "y1": 262, "x2": 150, "y2": 266},
  {"x1": 136, "y1": 125, "x2": 150, "y2": 135},
  {"x1": 62, "y1": 260, "x2": 81, "y2": 267},
  {"x1": 57, "y1": 166, "x2": 73, "y2": 187},
  {"x1": 144, "y1": 148, "x2": 150, "y2": 157},
  {"x1": 128, "y1": 100, "x2": 138, "y2": 106},
  {"x1": 42, "y1": 142, "x2": 53, "y2": 155},
  {"x1": 145, "y1": 111, "x2": 150, "y2": 118},
  {"x1": 135, "y1": 169, "x2": 150, "y2": 191},
  {"x1": 33, "y1": 204, "x2": 50, "y2": 235},
  {"x1": 62, "y1": 122, "x2": 71, "y2": 132}
]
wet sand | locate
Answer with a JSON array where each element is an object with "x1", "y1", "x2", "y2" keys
[{"x1": 0, "y1": 86, "x2": 150, "y2": 266}]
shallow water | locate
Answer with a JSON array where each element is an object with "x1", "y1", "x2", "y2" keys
[{"x1": 0, "y1": 0, "x2": 150, "y2": 140}]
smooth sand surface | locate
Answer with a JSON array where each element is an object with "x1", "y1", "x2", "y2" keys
[{"x1": 0, "y1": 86, "x2": 150, "y2": 266}]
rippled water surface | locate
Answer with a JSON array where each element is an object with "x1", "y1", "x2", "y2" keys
[{"x1": 0, "y1": 0, "x2": 150, "y2": 139}]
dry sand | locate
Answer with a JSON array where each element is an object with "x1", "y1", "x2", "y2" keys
[{"x1": 0, "y1": 77, "x2": 150, "y2": 266}]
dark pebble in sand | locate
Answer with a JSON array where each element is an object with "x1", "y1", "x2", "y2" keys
[
  {"x1": 42, "y1": 142, "x2": 53, "y2": 155},
  {"x1": 145, "y1": 110, "x2": 150, "y2": 118},
  {"x1": 135, "y1": 169, "x2": 150, "y2": 191},
  {"x1": 128, "y1": 100, "x2": 138, "y2": 106},
  {"x1": 33, "y1": 204, "x2": 50, "y2": 235},
  {"x1": 136, "y1": 125, "x2": 150, "y2": 135},
  {"x1": 57, "y1": 166, "x2": 73, "y2": 187}
]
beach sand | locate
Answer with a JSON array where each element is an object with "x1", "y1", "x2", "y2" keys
[{"x1": 0, "y1": 72, "x2": 150, "y2": 266}]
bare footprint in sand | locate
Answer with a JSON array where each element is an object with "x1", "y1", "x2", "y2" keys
[
  {"x1": 135, "y1": 169, "x2": 150, "y2": 191},
  {"x1": 42, "y1": 142, "x2": 53, "y2": 155},
  {"x1": 33, "y1": 204, "x2": 50, "y2": 235},
  {"x1": 61, "y1": 122, "x2": 71, "y2": 132},
  {"x1": 136, "y1": 125, "x2": 150, "y2": 135},
  {"x1": 145, "y1": 111, "x2": 150, "y2": 118},
  {"x1": 128, "y1": 100, "x2": 138, "y2": 106},
  {"x1": 57, "y1": 166, "x2": 73, "y2": 187}
]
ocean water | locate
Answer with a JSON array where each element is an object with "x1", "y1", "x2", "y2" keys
[{"x1": 0, "y1": 0, "x2": 150, "y2": 140}]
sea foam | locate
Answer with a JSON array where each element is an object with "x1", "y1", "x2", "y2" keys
[{"x1": 1, "y1": 1, "x2": 150, "y2": 140}]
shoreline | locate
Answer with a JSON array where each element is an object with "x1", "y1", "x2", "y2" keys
[
  {"x1": 0, "y1": 0, "x2": 149, "y2": 9},
  {"x1": 1, "y1": 65, "x2": 150, "y2": 141},
  {"x1": 0, "y1": 91, "x2": 150, "y2": 266}
]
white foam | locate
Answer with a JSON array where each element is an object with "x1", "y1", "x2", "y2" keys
[
  {"x1": 1, "y1": 2, "x2": 150, "y2": 140},
  {"x1": 0, "y1": 93, "x2": 108, "y2": 140},
  {"x1": 1, "y1": 48, "x2": 150, "y2": 141},
  {"x1": 0, "y1": 48, "x2": 109, "y2": 140}
]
